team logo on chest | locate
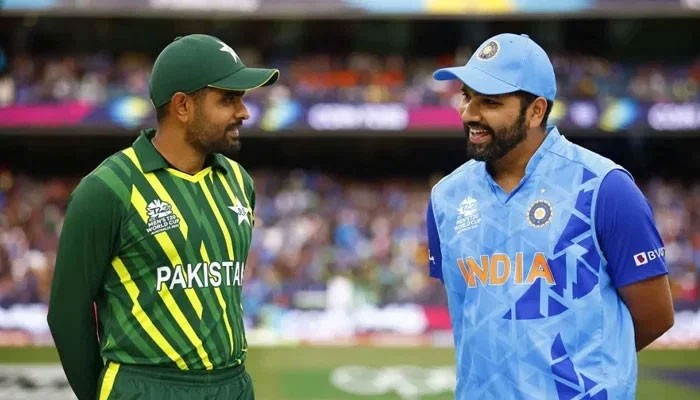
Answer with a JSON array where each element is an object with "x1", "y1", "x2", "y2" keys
[
  {"x1": 228, "y1": 204, "x2": 251, "y2": 225},
  {"x1": 146, "y1": 199, "x2": 181, "y2": 235},
  {"x1": 455, "y1": 197, "x2": 481, "y2": 234},
  {"x1": 527, "y1": 199, "x2": 553, "y2": 228}
]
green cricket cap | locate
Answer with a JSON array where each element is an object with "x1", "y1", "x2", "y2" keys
[{"x1": 149, "y1": 34, "x2": 280, "y2": 108}]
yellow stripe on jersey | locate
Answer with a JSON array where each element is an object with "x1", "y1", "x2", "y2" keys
[
  {"x1": 200, "y1": 242, "x2": 235, "y2": 356},
  {"x1": 111, "y1": 258, "x2": 187, "y2": 370},
  {"x1": 98, "y1": 362, "x2": 120, "y2": 400},
  {"x1": 217, "y1": 172, "x2": 244, "y2": 209},
  {"x1": 198, "y1": 180, "x2": 234, "y2": 260},
  {"x1": 123, "y1": 148, "x2": 189, "y2": 239},
  {"x1": 122, "y1": 148, "x2": 203, "y2": 319},
  {"x1": 228, "y1": 160, "x2": 253, "y2": 215},
  {"x1": 130, "y1": 187, "x2": 213, "y2": 370},
  {"x1": 165, "y1": 166, "x2": 211, "y2": 183}
]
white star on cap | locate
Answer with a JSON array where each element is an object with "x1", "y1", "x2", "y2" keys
[
  {"x1": 228, "y1": 205, "x2": 250, "y2": 225},
  {"x1": 217, "y1": 40, "x2": 240, "y2": 63}
]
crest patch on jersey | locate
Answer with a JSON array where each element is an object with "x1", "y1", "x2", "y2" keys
[
  {"x1": 228, "y1": 204, "x2": 251, "y2": 225},
  {"x1": 527, "y1": 199, "x2": 553, "y2": 228},
  {"x1": 455, "y1": 196, "x2": 481, "y2": 234},
  {"x1": 146, "y1": 199, "x2": 181, "y2": 235},
  {"x1": 477, "y1": 40, "x2": 499, "y2": 61}
]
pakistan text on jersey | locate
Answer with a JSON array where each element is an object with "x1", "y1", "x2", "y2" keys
[
  {"x1": 456, "y1": 252, "x2": 555, "y2": 288},
  {"x1": 156, "y1": 261, "x2": 246, "y2": 291}
]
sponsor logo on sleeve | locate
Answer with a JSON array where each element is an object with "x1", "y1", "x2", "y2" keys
[{"x1": 633, "y1": 247, "x2": 665, "y2": 266}]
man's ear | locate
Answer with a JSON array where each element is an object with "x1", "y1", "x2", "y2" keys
[
  {"x1": 170, "y1": 92, "x2": 193, "y2": 123},
  {"x1": 528, "y1": 97, "x2": 548, "y2": 129}
]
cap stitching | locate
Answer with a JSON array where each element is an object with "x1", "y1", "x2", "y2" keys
[
  {"x1": 207, "y1": 64, "x2": 247, "y2": 87},
  {"x1": 208, "y1": 69, "x2": 280, "y2": 91},
  {"x1": 516, "y1": 38, "x2": 532, "y2": 92},
  {"x1": 468, "y1": 64, "x2": 520, "y2": 90}
]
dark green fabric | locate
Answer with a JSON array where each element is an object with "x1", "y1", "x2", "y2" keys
[
  {"x1": 48, "y1": 130, "x2": 257, "y2": 400},
  {"x1": 48, "y1": 175, "x2": 124, "y2": 400},
  {"x1": 149, "y1": 34, "x2": 279, "y2": 108},
  {"x1": 99, "y1": 362, "x2": 255, "y2": 400}
]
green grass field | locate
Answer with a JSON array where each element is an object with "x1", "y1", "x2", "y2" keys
[{"x1": 1, "y1": 346, "x2": 698, "y2": 399}]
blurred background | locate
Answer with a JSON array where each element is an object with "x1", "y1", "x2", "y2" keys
[{"x1": 0, "y1": 0, "x2": 699, "y2": 399}]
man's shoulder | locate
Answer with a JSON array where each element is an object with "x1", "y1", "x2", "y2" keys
[
  {"x1": 546, "y1": 134, "x2": 620, "y2": 177},
  {"x1": 431, "y1": 159, "x2": 480, "y2": 196},
  {"x1": 74, "y1": 149, "x2": 135, "y2": 207},
  {"x1": 69, "y1": 172, "x2": 121, "y2": 213},
  {"x1": 90, "y1": 147, "x2": 139, "y2": 177},
  {"x1": 214, "y1": 154, "x2": 254, "y2": 187}
]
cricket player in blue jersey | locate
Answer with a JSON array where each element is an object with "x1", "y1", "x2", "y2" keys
[{"x1": 426, "y1": 33, "x2": 674, "y2": 399}]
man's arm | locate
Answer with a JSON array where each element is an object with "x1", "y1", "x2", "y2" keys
[
  {"x1": 427, "y1": 197, "x2": 466, "y2": 352},
  {"x1": 47, "y1": 176, "x2": 121, "y2": 400},
  {"x1": 618, "y1": 274, "x2": 674, "y2": 351},
  {"x1": 595, "y1": 170, "x2": 674, "y2": 352},
  {"x1": 249, "y1": 179, "x2": 255, "y2": 221},
  {"x1": 236, "y1": 162, "x2": 255, "y2": 222},
  {"x1": 426, "y1": 198, "x2": 444, "y2": 283}
]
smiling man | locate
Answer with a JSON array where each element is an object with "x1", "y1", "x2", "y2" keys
[
  {"x1": 426, "y1": 33, "x2": 674, "y2": 399},
  {"x1": 48, "y1": 34, "x2": 278, "y2": 400}
]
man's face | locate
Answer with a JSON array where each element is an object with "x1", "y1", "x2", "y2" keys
[
  {"x1": 459, "y1": 86, "x2": 529, "y2": 162},
  {"x1": 186, "y1": 88, "x2": 250, "y2": 156}
]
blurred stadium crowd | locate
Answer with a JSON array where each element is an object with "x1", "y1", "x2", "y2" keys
[
  {"x1": 1, "y1": 49, "x2": 699, "y2": 107},
  {"x1": 0, "y1": 168, "x2": 698, "y2": 317}
]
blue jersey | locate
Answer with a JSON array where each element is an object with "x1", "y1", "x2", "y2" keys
[{"x1": 427, "y1": 127, "x2": 667, "y2": 400}]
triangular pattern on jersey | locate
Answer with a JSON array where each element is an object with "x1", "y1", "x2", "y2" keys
[
  {"x1": 550, "y1": 333, "x2": 606, "y2": 400},
  {"x1": 431, "y1": 127, "x2": 639, "y2": 399}
]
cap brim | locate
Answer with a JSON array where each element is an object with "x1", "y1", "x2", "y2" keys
[
  {"x1": 208, "y1": 67, "x2": 279, "y2": 91},
  {"x1": 433, "y1": 65, "x2": 519, "y2": 96}
]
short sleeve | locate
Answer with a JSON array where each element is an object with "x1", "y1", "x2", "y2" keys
[
  {"x1": 427, "y1": 197, "x2": 444, "y2": 283},
  {"x1": 595, "y1": 170, "x2": 668, "y2": 288}
]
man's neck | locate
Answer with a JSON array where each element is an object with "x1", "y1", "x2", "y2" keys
[
  {"x1": 151, "y1": 128, "x2": 206, "y2": 175},
  {"x1": 488, "y1": 129, "x2": 547, "y2": 193}
]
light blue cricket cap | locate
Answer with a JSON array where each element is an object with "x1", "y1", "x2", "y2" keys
[{"x1": 433, "y1": 33, "x2": 556, "y2": 101}]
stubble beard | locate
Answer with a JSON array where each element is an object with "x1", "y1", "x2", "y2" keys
[{"x1": 186, "y1": 108, "x2": 242, "y2": 156}]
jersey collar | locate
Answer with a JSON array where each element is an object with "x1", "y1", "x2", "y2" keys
[
  {"x1": 133, "y1": 128, "x2": 229, "y2": 174},
  {"x1": 524, "y1": 125, "x2": 561, "y2": 177},
  {"x1": 482, "y1": 126, "x2": 562, "y2": 202}
]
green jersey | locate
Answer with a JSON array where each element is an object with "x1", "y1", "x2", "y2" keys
[{"x1": 48, "y1": 129, "x2": 256, "y2": 399}]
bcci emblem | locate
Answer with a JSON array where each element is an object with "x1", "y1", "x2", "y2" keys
[
  {"x1": 477, "y1": 40, "x2": 499, "y2": 61},
  {"x1": 527, "y1": 200, "x2": 553, "y2": 228}
]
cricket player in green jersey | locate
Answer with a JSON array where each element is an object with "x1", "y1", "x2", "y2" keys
[{"x1": 47, "y1": 34, "x2": 279, "y2": 400}]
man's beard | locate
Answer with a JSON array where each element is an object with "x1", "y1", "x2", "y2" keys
[
  {"x1": 465, "y1": 111, "x2": 527, "y2": 162},
  {"x1": 186, "y1": 110, "x2": 242, "y2": 156}
]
